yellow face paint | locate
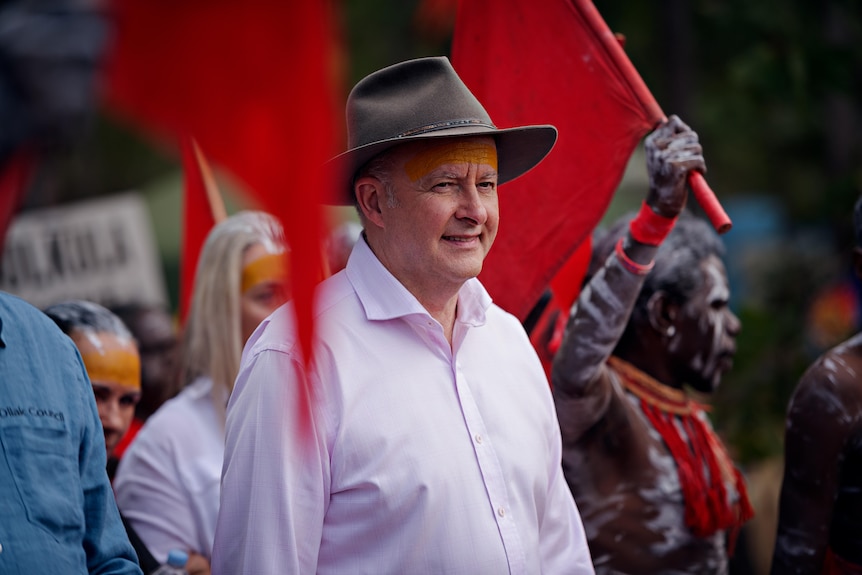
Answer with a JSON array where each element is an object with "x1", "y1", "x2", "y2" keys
[
  {"x1": 81, "y1": 349, "x2": 141, "y2": 390},
  {"x1": 404, "y1": 141, "x2": 498, "y2": 182},
  {"x1": 241, "y1": 252, "x2": 289, "y2": 294}
]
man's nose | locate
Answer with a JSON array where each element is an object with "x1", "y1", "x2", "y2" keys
[
  {"x1": 457, "y1": 184, "x2": 488, "y2": 225},
  {"x1": 726, "y1": 308, "x2": 741, "y2": 337},
  {"x1": 99, "y1": 399, "x2": 124, "y2": 431}
]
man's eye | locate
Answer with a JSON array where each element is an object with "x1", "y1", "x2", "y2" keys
[
  {"x1": 92, "y1": 388, "x2": 109, "y2": 402},
  {"x1": 254, "y1": 289, "x2": 276, "y2": 305},
  {"x1": 119, "y1": 394, "x2": 141, "y2": 407}
]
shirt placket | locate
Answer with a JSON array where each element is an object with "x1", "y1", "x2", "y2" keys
[{"x1": 452, "y1": 359, "x2": 527, "y2": 575}]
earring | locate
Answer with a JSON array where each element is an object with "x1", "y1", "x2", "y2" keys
[{"x1": 666, "y1": 326, "x2": 676, "y2": 337}]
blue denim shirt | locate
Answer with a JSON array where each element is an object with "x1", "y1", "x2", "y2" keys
[{"x1": 0, "y1": 292, "x2": 142, "y2": 574}]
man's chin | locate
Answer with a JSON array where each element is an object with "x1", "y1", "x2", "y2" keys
[{"x1": 104, "y1": 438, "x2": 120, "y2": 457}]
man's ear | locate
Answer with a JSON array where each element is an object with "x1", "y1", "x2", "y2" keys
[
  {"x1": 646, "y1": 290, "x2": 677, "y2": 336},
  {"x1": 354, "y1": 176, "x2": 385, "y2": 229}
]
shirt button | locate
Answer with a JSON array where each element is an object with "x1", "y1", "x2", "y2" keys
[
  {"x1": 497, "y1": 507, "x2": 506, "y2": 518},
  {"x1": 475, "y1": 434, "x2": 483, "y2": 444},
  {"x1": 0, "y1": 542, "x2": 4, "y2": 553}
]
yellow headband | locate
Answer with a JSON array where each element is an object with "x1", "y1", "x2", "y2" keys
[
  {"x1": 404, "y1": 141, "x2": 498, "y2": 182},
  {"x1": 81, "y1": 349, "x2": 141, "y2": 390},
  {"x1": 241, "y1": 252, "x2": 289, "y2": 293}
]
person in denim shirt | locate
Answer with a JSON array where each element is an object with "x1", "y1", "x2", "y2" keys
[{"x1": 0, "y1": 291, "x2": 142, "y2": 574}]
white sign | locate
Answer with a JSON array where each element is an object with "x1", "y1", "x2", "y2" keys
[{"x1": 0, "y1": 192, "x2": 168, "y2": 310}]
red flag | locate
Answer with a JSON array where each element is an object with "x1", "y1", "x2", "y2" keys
[
  {"x1": 102, "y1": 1, "x2": 338, "y2": 363},
  {"x1": 179, "y1": 139, "x2": 226, "y2": 323},
  {"x1": 452, "y1": 0, "x2": 664, "y2": 322}
]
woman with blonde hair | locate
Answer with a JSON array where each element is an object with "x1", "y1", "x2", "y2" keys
[{"x1": 114, "y1": 210, "x2": 289, "y2": 575}]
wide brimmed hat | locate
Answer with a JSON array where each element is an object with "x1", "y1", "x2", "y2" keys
[{"x1": 325, "y1": 56, "x2": 558, "y2": 205}]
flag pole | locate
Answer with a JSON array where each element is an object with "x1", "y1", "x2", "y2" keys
[
  {"x1": 191, "y1": 139, "x2": 227, "y2": 224},
  {"x1": 573, "y1": 0, "x2": 732, "y2": 233}
]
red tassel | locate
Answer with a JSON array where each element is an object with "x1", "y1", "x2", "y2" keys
[
  {"x1": 639, "y1": 396, "x2": 753, "y2": 539},
  {"x1": 612, "y1": 358, "x2": 754, "y2": 540}
]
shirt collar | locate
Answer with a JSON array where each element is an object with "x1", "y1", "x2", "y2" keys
[{"x1": 345, "y1": 234, "x2": 492, "y2": 326}]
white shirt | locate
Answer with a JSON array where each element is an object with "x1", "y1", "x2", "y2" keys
[
  {"x1": 114, "y1": 376, "x2": 224, "y2": 563},
  {"x1": 212, "y1": 238, "x2": 594, "y2": 574}
]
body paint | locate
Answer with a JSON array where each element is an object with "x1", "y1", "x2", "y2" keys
[
  {"x1": 404, "y1": 141, "x2": 497, "y2": 182},
  {"x1": 81, "y1": 348, "x2": 141, "y2": 390},
  {"x1": 241, "y1": 252, "x2": 288, "y2": 294}
]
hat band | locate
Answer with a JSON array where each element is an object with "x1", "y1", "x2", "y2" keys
[{"x1": 398, "y1": 119, "x2": 496, "y2": 138}]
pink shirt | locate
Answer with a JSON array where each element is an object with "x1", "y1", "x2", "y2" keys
[{"x1": 212, "y1": 238, "x2": 594, "y2": 574}]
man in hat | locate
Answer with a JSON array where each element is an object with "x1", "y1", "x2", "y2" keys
[
  {"x1": 212, "y1": 57, "x2": 595, "y2": 574},
  {"x1": 770, "y1": 195, "x2": 862, "y2": 575},
  {"x1": 551, "y1": 117, "x2": 752, "y2": 573}
]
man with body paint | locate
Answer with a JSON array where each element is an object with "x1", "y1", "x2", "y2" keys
[
  {"x1": 552, "y1": 116, "x2": 753, "y2": 574},
  {"x1": 44, "y1": 300, "x2": 161, "y2": 574},
  {"x1": 106, "y1": 303, "x2": 180, "y2": 484},
  {"x1": 771, "y1": 195, "x2": 862, "y2": 575},
  {"x1": 212, "y1": 57, "x2": 595, "y2": 574},
  {"x1": 44, "y1": 300, "x2": 143, "y2": 461}
]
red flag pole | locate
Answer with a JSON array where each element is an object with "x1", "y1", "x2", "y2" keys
[
  {"x1": 686, "y1": 172, "x2": 731, "y2": 233},
  {"x1": 191, "y1": 139, "x2": 227, "y2": 224},
  {"x1": 574, "y1": 0, "x2": 732, "y2": 234}
]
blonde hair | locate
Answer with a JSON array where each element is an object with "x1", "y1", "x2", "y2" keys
[{"x1": 181, "y1": 210, "x2": 286, "y2": 422}]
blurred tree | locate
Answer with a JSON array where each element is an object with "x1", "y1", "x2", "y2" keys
[{"x1": 590, "y1": 0, "x2": 862, "y2": 464}]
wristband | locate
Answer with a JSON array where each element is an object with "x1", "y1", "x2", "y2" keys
[
  {"x1": 629, "y1": 200, "x2": 677, "y2": 246},
  {"x1": 615, "y1": 238, "x2": 654, "y2": 276}
]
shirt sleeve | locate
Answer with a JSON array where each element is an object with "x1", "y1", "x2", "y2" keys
[
  {"x1": 212, "y1": 345, "x2": 330, "y2": 575},
  {"x1": 113, "y1": 420, "x2": 204, "y2": 563},
  {"x1": 74, "y1": 351, "x2": 143, "y2": 575}
]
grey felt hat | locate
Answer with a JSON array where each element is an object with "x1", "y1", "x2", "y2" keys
[{"x1": 325, "y1": 56, "x2": 558, "y2": 205}]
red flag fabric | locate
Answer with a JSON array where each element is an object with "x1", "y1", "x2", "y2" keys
[
  {"x1": 528, "y1": 237, "x2": 593, "y2": 380},
  {"x1": 452, "y1": 0, "x2": 664, "y2": 322},
  {"x1": 102, "y1": 0, "x2": 337, "y2": 363}
]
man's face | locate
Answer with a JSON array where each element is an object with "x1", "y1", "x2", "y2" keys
[
  {"x1": 369, "y1": 136, "x2": 499, "y2": 298},
  {"x1": 667, "y1": 254, "x2": 741, "y2": 393},
  {"x1": 72, "y1": 330, "x2": 141, "y2": 457}
]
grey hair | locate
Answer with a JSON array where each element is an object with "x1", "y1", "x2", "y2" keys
[
  {"x1": 592, "y1": 210, "x2": 725, "y2": 331},
  {"x1": 181, "y1": 210, "x2": 286, "y2": 422},
  {"x1": 44, "y1": 300, "x2": 133, "y2": 340},
  {"x1": 352, "y1": 149, "x2": 400, "y2": 221}
]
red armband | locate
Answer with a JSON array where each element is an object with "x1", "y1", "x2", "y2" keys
[
  {"x1": 615, "y1": 238, "x2": 654, "y2": 276},
  {"x1": 629, "y1": 200, "x2": 678, "y2": 246}
]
